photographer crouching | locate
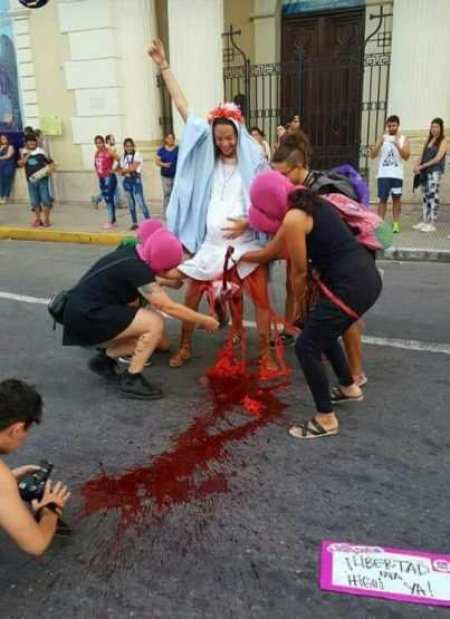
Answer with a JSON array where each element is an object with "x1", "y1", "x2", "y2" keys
[{"x1": 0, "y1": 379, "x2": 70, "y2": 556}]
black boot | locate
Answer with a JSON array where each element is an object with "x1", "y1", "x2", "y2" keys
[
  {"x1": 88, "y1": 350, "x2": 119, "y2": 381},
  {"x1": 119, "y1": 372, "x2": 164, "y2": 400}
]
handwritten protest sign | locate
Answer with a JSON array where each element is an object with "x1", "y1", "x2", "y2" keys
[{"x1": 320, "y1": 541, "x2": 450, "y2": 607}]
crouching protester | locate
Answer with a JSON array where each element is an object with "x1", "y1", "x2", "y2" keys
[
  {"x1": 62, "y1": 229, "x2": 219, "y2": 400},
  {"x1": 242, "y1": 171, "x2": 382, "y2": 440},
  {"x1": 0, "y1": 379, "x2": 70, "y2": 556}
]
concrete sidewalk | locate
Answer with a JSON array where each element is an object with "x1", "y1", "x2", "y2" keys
[
  {"x1": 1, "y1": 199, "x2": 450, "y2": 261},
  {"x1": 0, "y1": 199, "x2": 164, "y2": 245}
]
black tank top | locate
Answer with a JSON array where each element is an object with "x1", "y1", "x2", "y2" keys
[
  {"x1": 422, "y1": 143, "x2": 445, "y2": 175},
  {"x1": 304, "y1": 199, "x2": 376, "y2": 303}
]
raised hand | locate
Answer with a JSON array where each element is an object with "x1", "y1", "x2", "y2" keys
[{"x1": 148, "y1": 39, "x2": 167, "y2": 67}]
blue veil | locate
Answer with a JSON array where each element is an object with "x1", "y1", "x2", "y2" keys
[{"x1": 166, "y1": 112, "x2": 268, "y2": 254}]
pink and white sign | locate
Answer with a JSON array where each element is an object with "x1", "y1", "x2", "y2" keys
[{"x1": 320, "y1": 540, "x2": 450, "y2": 607}]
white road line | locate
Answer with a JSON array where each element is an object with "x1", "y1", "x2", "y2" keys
[
  {"x1": 0, "y1": 291, "x2": 49, "y2": 305},
  {"x1": 1, "y1": 290, "x2": 449, "y2": 355}
]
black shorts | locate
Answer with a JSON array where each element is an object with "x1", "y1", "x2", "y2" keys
[{"x1": 63, "y1": 303, "x2": 138, "y2": 347}]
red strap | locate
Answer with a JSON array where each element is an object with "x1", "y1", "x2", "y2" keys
[{"x1": 311, "y1": 271, "x2": 360, "y2": 320}]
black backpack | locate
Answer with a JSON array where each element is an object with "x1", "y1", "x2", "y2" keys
[{"x1": 305, "y1": 170, "x2": 359, "y2": 201}]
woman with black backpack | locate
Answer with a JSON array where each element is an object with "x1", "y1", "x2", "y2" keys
[
  {"x1": 118, "y1": 138, "x2": 151, "y2": 230},
  {"x1": 271, "y1": 132, "x2": 370, "y2": 388},
  {"x1": 241, "y1": 170, "x2": 382, "y2": 439}
]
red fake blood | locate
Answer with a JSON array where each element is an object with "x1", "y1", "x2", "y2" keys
[
  {"x1": 79, "y1": 341, "x2": 289, "y2": 536},
  {"x1": 79, "y1": 248, "x2": 294, "y2": 537}
]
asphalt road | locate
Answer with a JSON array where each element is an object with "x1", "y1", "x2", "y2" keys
[{"x1": 0, "y1": 241, "x2": 449, "y2": 619}]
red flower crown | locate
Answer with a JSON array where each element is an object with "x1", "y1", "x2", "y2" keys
[{"x1": 207, "y1": 102, "x2": 243, "y2": 124}]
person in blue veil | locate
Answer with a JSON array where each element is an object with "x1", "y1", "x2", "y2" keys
[{"x1": 148, "y1": 40, "x2": 278, "y2": 372}]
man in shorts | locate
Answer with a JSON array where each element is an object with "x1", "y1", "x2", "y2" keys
[{"x1": 371, "y1": 115, "x2": 410, "y2": 233}]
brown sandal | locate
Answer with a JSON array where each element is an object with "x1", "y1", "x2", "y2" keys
[{"x1": 169, "y1": 346, "x2": 192, "y2": 368}]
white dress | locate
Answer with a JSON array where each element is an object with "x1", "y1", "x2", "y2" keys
[{"x1": 179, "y1": 160, "x2": 262, "y2": 281}]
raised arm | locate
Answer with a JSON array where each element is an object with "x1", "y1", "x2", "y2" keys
[
  {"x1": 370, "y1": 135, "x2": 384, "y2": 159},
  {"x1": 394, "y1": 136, "x2": 410, "y2": 161},
  {"x1": 148, "y1": 39, "x2": 188, "y2": 123}
]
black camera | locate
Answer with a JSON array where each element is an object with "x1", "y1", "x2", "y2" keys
[
  {"x1": 18, "y1": 459, "x2": 72, "y2": 537},
  {"x1": 18, "y1": 459, "x2": 53, "y2": 503}
]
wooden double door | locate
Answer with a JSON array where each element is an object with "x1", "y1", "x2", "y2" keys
[{"x1": 282, "y1": 9, "x2": 365, "y2": 170}]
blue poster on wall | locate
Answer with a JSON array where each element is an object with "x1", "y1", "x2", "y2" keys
[
  {"x1": 282, "y1": 0, "x2": 363, "y2": 16},
  {"x1": 0, "y1": 0, "x2": 23, "y2": 131}
]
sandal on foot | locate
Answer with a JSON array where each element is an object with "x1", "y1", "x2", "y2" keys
[
  {"x1": 169, "y1": 347, "x2": 192, "y2": 368},
  {"x1": 289, "y1": 418, "x2": 339, "y2": 440},
  {"x1": 353, "y1": 373, "x2": 368, "y2": 388},
  {"x1": 330, "y1": 386, "x2": 364, "y2": 404}
]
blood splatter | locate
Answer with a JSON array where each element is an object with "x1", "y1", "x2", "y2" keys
[
  {"x1": 79, "y1": 339, "x2": 290, "y2": 536},
  {"x1": 79, "y1": 249, "x2": 296, "y2": 541}
]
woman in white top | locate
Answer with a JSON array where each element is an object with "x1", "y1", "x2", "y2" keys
[
  {"x1": 118, "y1": 138, "x2": 150, "y2": 231},
  {"x1": 149, "y1": 39, "x2": 277, "y2": 372}
]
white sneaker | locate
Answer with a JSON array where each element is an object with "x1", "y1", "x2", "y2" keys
[
  {"x1": 421, "y1": 223, "x2": 436, "y2": 232},
  {"x1": 412, "y1": 221, "x2": 426, "y2": 231}
]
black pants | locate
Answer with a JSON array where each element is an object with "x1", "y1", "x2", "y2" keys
[{"x1": 295, "y1": 269, "x2": 382, "y2": 414}]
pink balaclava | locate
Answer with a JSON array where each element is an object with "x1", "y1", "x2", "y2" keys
[
  {"x1": 137, "y1": 219, "x2": 164, "y2": 244},
  {"x1": 137, "y1": 229, "x2": 183, "y2": 273},
  {"x1": 249, "y1": 170, "x2": 296, "y2": 234}
]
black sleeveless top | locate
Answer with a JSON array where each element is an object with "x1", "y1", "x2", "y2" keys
[
  {"x1": 422, "y1": 142, "x2": 446, "y2": 175},
  {"x1": 304, "y1": 199, "x2": 377, "y2": 307}
]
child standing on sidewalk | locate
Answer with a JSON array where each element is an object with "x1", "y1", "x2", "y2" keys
[
  {"x1": 94, "y1": 135, "x2": 118, "y2": 229},
  {"x1": 18, "y1": 133, "x2": 55, "y2": 228}
]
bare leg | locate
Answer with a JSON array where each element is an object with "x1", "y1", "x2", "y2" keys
[
  {"x1": 377, "y1": 200, "x2": 387, "y2": 220},
  {"x1": 342, "y1": 321, "x2": 364, "y2": 378},
  {"x1": 392, "y1": 195, "x2": 402, "y2": 223},
  {"x1": 246, "y1": 266, "x2": 277, "y2": 370},
  {"x1": 169, "y1": 278, "x2": 204, "y2": 368},
  {"x1": 32, "y1": 207, "x2": 42, "y2": 225},
  {"x1": 107, "y1": 308, "x2": 164, "y2": 374},
  {"x1": 42, "y1": 205, "x2": 51, "y2": 226},
  {"x1": 106, "y1": 336, "x2": 139, "y2": 358}
]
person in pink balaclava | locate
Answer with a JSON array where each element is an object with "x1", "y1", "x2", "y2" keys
[{"x1": 62, "y1": 229, "x2": 218, "y2": 400}]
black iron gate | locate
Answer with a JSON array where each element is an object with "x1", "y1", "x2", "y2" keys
[
  {"x1": 223, "y1": 3, "x2": 392, "y2": 175},
  {"x1": 359, "y1": 4, "x2": 393, "y2": 177}
]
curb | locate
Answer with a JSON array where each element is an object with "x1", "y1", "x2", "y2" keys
[
  {"x1": 1, "y1": 226, "x2": 450, "y2": 263},
  {"x1": 0, "y1": 226, "x2": 128, "y2": 246},
  {"x1": 382, "y1": 247, "x2": 450, "y2": 263}
]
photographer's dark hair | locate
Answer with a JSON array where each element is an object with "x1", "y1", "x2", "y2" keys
[
  {"x1": 386, "y1": 115, "x2": 400, "y2": 125},
  {"x1": 272, "y1": 130, "x2": 312, "y2": 168},
  {"x1": 0, "y1": 379, "x2": 42, "y2": 431},
  {"x1": 212, "y1": 117, "x2": 238, "y2": 158},
  {"x1": 288, "y1": 187, "x2": 321, "y2": 216}
]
